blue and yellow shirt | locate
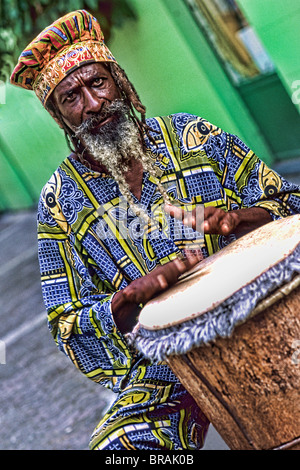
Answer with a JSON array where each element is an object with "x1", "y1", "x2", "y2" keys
[{"x1": 37, "y1": 113, "x2": 300, "y2": 392}]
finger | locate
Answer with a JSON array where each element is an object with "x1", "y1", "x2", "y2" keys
[
  {"x1": 204, "y1": 210, "x2": 238, "y2": 235},
  {"x1": 219, "y1": 219, "x2": 231, "y2": 235},
  {"x1": 218, "y1": 212, "x2": 239, "y2": 235},
  {"x1": 203, "y1": 208, "x2": 223, "y2": 233},
  {"x1": 154, "y1": 256, "x2": 195, "y2": 289},
  {"x1": 170, "y1": 257, "x2": 188, "y2": 273},
  {"x1": 156, "y1": 274, "x2": 169, "y2": 290},
  {"x1": 203, "y1": 206, "x2": 217, "y2": 218},
  {"x1": 164, "y1": 203, "x2": 183, "y2": 219},
  {"x1": 164, "y1": 203, "x2": 196, "y2": 228}
]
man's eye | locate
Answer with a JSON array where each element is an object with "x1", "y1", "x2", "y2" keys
[
  {"x1": 65, "y1": 91, "x2": 76, "y2": 102},
  {"x1": 93, "y1": 77, "x2": 104, "y2": 86}
]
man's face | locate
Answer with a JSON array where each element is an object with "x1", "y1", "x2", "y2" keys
[
  {"x1": 52, "y1": 62, "x2": 121, "y2": 131},
  {"x1": 50, "y1": 61, "x2": 147, "y2": 190}
]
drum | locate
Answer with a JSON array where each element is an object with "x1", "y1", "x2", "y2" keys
[{"x1": 131, "y1": 215, "x2": 300, "y2": 450}]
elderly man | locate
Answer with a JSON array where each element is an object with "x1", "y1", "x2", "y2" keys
[{"x1": 11, "y1": 10, "x2": 300, "y2": 450}]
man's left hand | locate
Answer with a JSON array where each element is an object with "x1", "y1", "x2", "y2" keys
[{"x1": 164, "y1": 204, "x2": 272, "y2": 237}]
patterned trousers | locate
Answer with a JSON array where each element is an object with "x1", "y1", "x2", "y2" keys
[{"x1": 89, "y1": 366, "x2": 209, "y2": 450}]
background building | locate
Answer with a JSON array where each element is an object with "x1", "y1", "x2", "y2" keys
[{"x1": 1, "y1": 0, "x2": 300, "y2": 211}]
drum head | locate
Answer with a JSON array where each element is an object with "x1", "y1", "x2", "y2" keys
[{"x1": 132, "y1": 215, "x2": 300, "y2": 360}]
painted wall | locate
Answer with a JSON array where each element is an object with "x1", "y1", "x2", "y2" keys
[
  {"x1": 0, "y1": 0, "x2": 277, "y2": 211},
  {"x1": 109, "y1": 0, "x2": 273, "y2": 159},
  {"x1": 236, "y1": 0, "x2": 300, "y2": 111},
  {"x1": 0, "y1": 84, "x2": 69, "y2": 210}
]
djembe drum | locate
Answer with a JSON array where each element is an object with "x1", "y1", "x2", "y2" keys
[{"x1": 132, "y1": 215, "x2": 300, "y2": 450}]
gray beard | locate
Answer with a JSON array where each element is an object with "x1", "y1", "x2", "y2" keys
[
  {"x1": 73, "y1": 100, "x2": 170, "y2": 221},
  {"x1": 74, "y1": 100, "x2": 146, "y2": 175}
]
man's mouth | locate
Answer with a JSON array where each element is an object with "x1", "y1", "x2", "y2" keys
[
  {"x1": 90, "y1": 115, "x2": 114, "y2": 133},
  {"x1": 74, "y1": 100, "x2": 128, "y2": 138},
  {"x1": 89, "y1": 106, "x2": 124, "y2": 134}
]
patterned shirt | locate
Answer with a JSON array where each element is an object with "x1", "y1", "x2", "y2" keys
[{"x1": 37, "y1": 113, "x2": 300, "y2": 392}]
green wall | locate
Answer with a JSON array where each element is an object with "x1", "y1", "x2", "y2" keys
[
  {"x1": 0, "y1": 0, "x2": 279, "y2": 211},
  {"x1": 109, "y1": 0, "x2": 273, "y2": 160},
  {"x1": 0, "y1": 84, "x2": 69, "y2": 210},
  {"x1": 236, "y1": 0, "x2": 300, "y2": 109}
]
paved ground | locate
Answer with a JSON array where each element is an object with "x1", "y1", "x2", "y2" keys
[
  {"x1": 0, "y1": 209, "x2": 228, "y2": 450},
  {"x1": 0, "y1": 210, "x2": 115, "y2": 450}
]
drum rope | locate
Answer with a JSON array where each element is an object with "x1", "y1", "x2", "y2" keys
[
  {"x1": 272, "y1": 436, "x2": 300, "y2": 450},
  {"x1": 181, "y1": 354, "x2": 259, "y2": 450}
]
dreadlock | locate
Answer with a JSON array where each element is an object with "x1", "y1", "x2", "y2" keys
[{"x1": 107, "y1": 62, "x2": 158, "y2": 148}]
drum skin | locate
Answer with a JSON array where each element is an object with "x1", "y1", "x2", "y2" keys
[
  {"x1": 168, "y1": 284, "x2": 300, "y2": 450},
  {"x1": 133, "y1": 215, "x2": 300, "y2": 450}
]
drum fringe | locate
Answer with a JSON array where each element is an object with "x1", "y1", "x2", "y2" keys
[{"x1": 130, "y1": 245, "x2": 300, "y2": 362}]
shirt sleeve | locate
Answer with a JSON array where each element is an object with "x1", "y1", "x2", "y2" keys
[
  {"x1": 37, "y1": 199, "x2": 135, "y2": 393},
  {"x1": 223, "y1": 133, "x2": 300, "y2": 219}
]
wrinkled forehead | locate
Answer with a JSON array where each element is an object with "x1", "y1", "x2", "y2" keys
[{"x1": 56, "y1": 62, "x2": 110, "y2": 91}]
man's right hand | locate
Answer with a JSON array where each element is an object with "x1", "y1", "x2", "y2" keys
[{"x1": 111, "y1": 252, "x2": 202, "y2": 334}]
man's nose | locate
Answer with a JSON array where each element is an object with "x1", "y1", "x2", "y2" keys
[{"x1": 82, "y1": 88, "x2": 103, "y2": 116}]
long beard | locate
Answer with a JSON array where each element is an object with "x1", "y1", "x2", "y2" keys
[
  {"x1": 74, "y1": 100, "x2": 170, "y2": 221},
  {"x1": 74, "y1": 100, "x2": 145, "y2": 174}
]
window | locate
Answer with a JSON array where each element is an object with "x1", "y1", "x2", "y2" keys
[{"x1": 184, "y1": 0, "x2": 275, "y2": 84}]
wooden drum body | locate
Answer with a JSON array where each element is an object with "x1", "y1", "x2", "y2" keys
[{"x1": 132, "y1": 215, "x2": 300, "y2": 450}]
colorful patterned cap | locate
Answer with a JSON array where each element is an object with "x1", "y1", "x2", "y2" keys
[{"x1": 10, "y1": 10, "x2": 117, "y2": 106}]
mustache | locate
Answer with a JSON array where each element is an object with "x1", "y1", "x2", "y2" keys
[{"x1": 74, "y1": 100, "x2": 129, "y2": 136}]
